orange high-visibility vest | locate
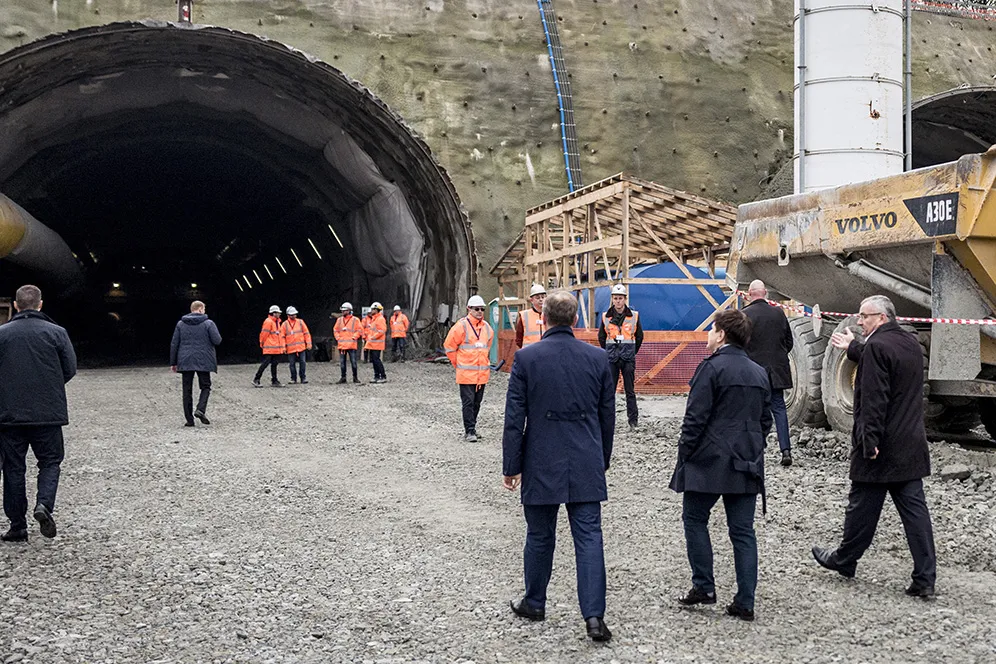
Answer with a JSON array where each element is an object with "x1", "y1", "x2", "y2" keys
[
  {"x1": 366, "y1": 313, "x2": 387, "y2": 351},
  {"x1": 281, "y1": 318, "x2": 312, "y2": 354},
  {"x1": 390, "y1": 312, "x2": 410, "y2": 338},
  {"x1": 519, "y1": 308, "x2": 545, "y2": 346},
  {"x1": 444, "y1": 316, "x2": 494, "y2": 385},
  {"x1": 259, "y1": 315, "x2": 285, "y2": 355},
  {"x1": 334, "y1": 315, "x2": 363, "y2": 350},
  {"x1": 603, "y1": 310, "x2": 639, "y2": 343}
]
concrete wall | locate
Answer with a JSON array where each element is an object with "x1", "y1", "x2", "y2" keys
[{"x1": 2, "y1": 1, "x2": 993, "y2": 294}]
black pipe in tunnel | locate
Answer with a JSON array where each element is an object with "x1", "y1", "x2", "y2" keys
[{"x1": 0, "y1": 21, "x2": 476, "y2": 364}]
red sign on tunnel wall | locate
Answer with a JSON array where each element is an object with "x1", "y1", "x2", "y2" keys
[{"x1": 497, "y1": 330, "x2": 709, "y2": 395}]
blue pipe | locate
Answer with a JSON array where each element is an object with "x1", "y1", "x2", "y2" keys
[{"x1": 537, "y1": 0, "x2": 575, "y2": 192}]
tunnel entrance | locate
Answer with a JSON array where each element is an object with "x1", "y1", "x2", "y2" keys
[
  {"x1": 0, "y1": 21, "x2": 475, "y2": 364},
  {"x1": 911, "y1": 86, "x2": 996, "y2": 168}
]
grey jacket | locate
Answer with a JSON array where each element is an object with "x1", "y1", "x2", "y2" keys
[{"x1": 170, "y1": 313, "x2": 222, "y2": 372}]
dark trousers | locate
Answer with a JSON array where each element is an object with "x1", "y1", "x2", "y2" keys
[
  {"x1": 254, "y1": 355, "x2": 281, "y2": 383},
  {"x1": 610, "y1": 359, "x2": 638, "y2": 425},
  {"x1": 837, "y1": 479, "x2": 937, "y2": 587},
  {"x1": 771, "y1": 389, "x2": 791, "y2": 452},
  {"x1": 459, "y1": 384, "x2": 486, "y2": 434},
  {"x1": 391, "y1": 337, "x2": 407, "y2": 362},
  {"x1": 1, "y1": 426, "x2": 65, "y2": 531},
  {"x1": 288, "y1": 351, "x2": 307, "y2": 382},
  {"x1": 181, "y1": 371, "x2": 211, "y2": 423},
  {"x1": 523, "y1": 502, "x2": 606, "y2": 619},
  {"x1": 682, "y1": 491, "x2": 758, "y2": 611},
  {"x1": 339, "y1": 349, "x2": 359, "y2": 379},
  {"x1": 370, "y1": 349, "x2": 386, "y2": 379}
]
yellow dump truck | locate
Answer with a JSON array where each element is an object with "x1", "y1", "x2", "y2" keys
[{"x1": 728, "y1": 150, "x2": 996, "y2": 439}]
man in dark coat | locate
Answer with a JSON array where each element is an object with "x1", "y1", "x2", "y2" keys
[
  {"x1": 812, "y1": 295, "x2": 936, "y2": 597},
  {"x1": 170, "y1": 300, "x2": 223, "y2": 427},
  {"x1": 503, "y1": 290, "x2": 616, "y2": 642},
  {"x1": 0, "y1": 285, "x2": 76, "y2": 542},
  {"x1": 743, "y1": 279, "x2": 795, "y2": 466},
  {"x1": 670, "y1": 309, "x2": 771, "y2": 621}
]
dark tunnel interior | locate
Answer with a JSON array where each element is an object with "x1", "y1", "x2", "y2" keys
[{"x1": 0, "y1": 22, "x2": 475, "y2": 366}]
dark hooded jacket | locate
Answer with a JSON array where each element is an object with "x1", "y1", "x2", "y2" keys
[
  {"x1": 0, "y1": 310, "x2": 77, "y2": 426},
  {"x1": 170, "y1": 313, "x2": 222, "y2": 372}
]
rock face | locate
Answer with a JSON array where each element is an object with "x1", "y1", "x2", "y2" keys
[{"x1": 1, "y1": 1, "x2": 992, "y2": 292}]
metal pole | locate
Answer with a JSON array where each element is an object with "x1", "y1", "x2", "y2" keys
[
  {"x1": 904, "y1": 0, "x2": 913, "y2": 171},
  {"x1": 797, "y1": 0, "x2": 807, "y2": 192}
]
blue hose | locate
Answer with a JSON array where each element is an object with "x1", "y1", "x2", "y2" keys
[{"x1": 537, "y1": 0, "x2": 575, "y2": 192}]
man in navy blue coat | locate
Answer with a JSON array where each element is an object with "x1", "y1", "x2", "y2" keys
[
  {"x1": 670, "y1": 309, "x2": 772, "y2": 621},
  {"x1": 502, "y1": 290, "x2": 616, "y2": 642}
]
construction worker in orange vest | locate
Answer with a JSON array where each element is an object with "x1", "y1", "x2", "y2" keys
[
  {"x1": 598, "y1": 284, "x2": 644, "y2": 428},
  {"x1": 515, "y1": 283, "x2": 547, "y2": 348},
  {"x1": 390, "y1": 305, "x2": 410, "y2": 362},
  {"x1": 253, "y1": 305, "x2": 286, "y2": 388},
  {"x1": 360, "y1": 308, "x2": 373, "y2": 363},
  {"x1": 281, "y1": 306, "x2": 312, "y2": 385},
  {"x1": 366, "y1": 302, "x2": 388, "y2": 383},
  {"x1": 334, "y1": 302, "x2": 363, "y2": 384},
  {"x1": 444, "y1": 295, "x2": 495, "y2": 442}
]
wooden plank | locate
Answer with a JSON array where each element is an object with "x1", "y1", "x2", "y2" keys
[
  {"x1": 694, "y1": 291, "x2": 739, "y2": 331},
  {"x1": 621, "y1": 185, "x2": 631, "y2": 280},
  {"x1": 523, "y1": 236, "x2": 622, "y2": 266},
  {"x1": 525, "y1": 181, "x2": 626, "y2": 225},
  {"x1": 632, "y1": 210, "x2": 723, "y2": 310}
]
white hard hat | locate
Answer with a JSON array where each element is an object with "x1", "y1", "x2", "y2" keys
[
  {"x1": 467, "y1": 295, "x2": 486, "y2": 308},
  {"x1": 269, "y1": 305, "x2": 282, "y2": 314},
  {"x1": 340, "y1": 302, "x2": 353, "y2": 311},
  {"x1": 530, "y1": 283, "x2": 547, "y2": 297},
  {"x1": 611, "y1": 284, "x2": 628, "y2": 296},
  {"x1": 286, "y1": 306, "x2": 298, "y2": 316},
  {"x1": 371, "y1": 301, "x2": 383, "y2": 310},
  {"x1": 393, "y1": 305, "x2": 401, "y2": 312}
]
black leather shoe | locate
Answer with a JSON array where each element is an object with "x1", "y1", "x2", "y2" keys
[
  {"x1": 725, "y1": 603, "x2": 755, "y2": 622},
  {"x1": 353, "y1": 377, "x2": 361, "y2": 383},
  {"x1": 1, "y1": 529, "x2": 27, "y2": 542},
  {"x1": 585, "y1": 617, "x2": 612, "y2": 641},
  {"x1": 271, "y1": 381, "x2": 283, "y2": 388},
  {"x1": 781, "y1": 450, "x2": 793, "y2": 467},
  {"x1": 509, "y1": 598, "x2": 545, "y2": 621},
  {"x1": 194, "y1": 411, "x2": 210, "y2": 425},
  {"x1": 301, "y1": 379, "x2": 309, "y2": 384},
  {"x1": 678, "y1": 586, "x2": 717, "y2": 606},
  {"x1": 33, "y1": 503, "x2": 56, "y2": 539},
  {"x1": 184, "y1": 421, "x2": 195, "y2": 427},
  {"x1": 252, "y1": 379, "x2": 263, "y2": 388},
  {"x1": 905, "y1": 582, "x2": 935, "y2": 598},
  {"x1": 812, "y1": 546, "x2": 856, "y2": 578},
  {"x1": 337, "y1": 378, "x2": 347, "y2": 384}
]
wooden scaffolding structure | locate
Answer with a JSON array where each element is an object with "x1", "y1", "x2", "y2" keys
[{"x1": 491, "y1": 173, "x2": 738, "y2": 330}]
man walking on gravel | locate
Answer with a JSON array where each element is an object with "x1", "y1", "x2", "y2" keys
[
  {"x1": 670, "y1": 309, "x2": 771, "y2": 622},
  {"x1": 170, "y1": 300, "x2": 222, "y2": 426},
  {"x1": 813, "y1": 295, "x2": 937, "y2": 598},
  {"x1": 444, "y1": 295, "x2": 494, "y2": 442},
  {"x1": 0, "y1": 285, "x2": 76, "y2": 542},
  {"x1": 743, "y1": 279, "x2": 795, "y2": 466},
  {"x1": 503, "y1": 290, "x2": 615, "y2": 642}
]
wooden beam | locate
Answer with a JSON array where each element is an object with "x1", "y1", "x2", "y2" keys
[
  {"x1": 694, "y1": 291, "x2": 739, "y2": 331},
  {"x1": 525, "y1": 181, "x2": 626, "y2": 225},
  {"x1": 523, "y1": 236, "x2": 623, "y2": 266},
  {"x1": 621, "y1": 185, "x2": 631, "y2": 280}
]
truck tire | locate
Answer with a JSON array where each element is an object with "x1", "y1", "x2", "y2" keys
[
  {"x1": 821, "y1": 317, "x2": 862, "y2": 433},
  {"x1": 785, "y1": 317, "x2": 829, "y2": 429},
  {"x1": 981, "y1": 408, "x2": 996, "y2": 441}
]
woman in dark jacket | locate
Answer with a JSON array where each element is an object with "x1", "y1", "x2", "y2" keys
[
  {"x1": 170, "y1": 300, "x2": 222, "y2": 427},
  {"x1": 669, "y1": 309, "x2": 772, "y2": 621}
]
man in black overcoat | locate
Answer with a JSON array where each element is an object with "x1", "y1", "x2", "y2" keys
[
  {"x1": 743, "y1": 280, "x2": 794, "y2": 466},
  {"x1": 170, "y1": 300, "x2": 223, "y2": 427},
  {"x1": 670, "y1": 309, "x2": 772, "y2": 621},
  {"x1": 812, "y1": 294, "x2": 937, "y2": 597},
  {"x1": 502, "y1": 290, "x2": 616, "y2": 642},
  {"x1": 0, "y1": 285, "x2": 77, "y2": 542}
]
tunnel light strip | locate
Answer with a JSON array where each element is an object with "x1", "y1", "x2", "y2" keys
[
  {"x1": 275, "y1": 256, "x2": 287, "y2": 274},
  {"x1": 244, "y1": 275, "x2": 253, "y2": 289},
  {"x1": 328, "y1": 224, "x2": 344, "y2": 248},
  {"x1": 264, "y1": 264, "x2": 274, "y2": 280},
  {"x1": 253, "y1": 269, "x2": 263, "y2": 284},
  {"x1": 308, "y1": 238, "x2": 323, "y2": 260},
  {"x1": 236, "y1": 279, "x2": 244, "y2": 292},
  {"x1": 290, "y1": 248, "x2": 303, "y2": 267}
]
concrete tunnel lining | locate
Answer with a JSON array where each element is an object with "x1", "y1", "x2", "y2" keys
[{"x1": 0, "y1": 21, "x2": 475, "y2": 358}]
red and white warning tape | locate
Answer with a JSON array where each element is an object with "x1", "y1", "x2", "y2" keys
[{"x1": 735, "y1": 291, "x2": 996, "y2": 326}]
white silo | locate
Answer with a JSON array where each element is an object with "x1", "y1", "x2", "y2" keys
[{"x1": 794, "y1": 0, "x2": 905, "y2": 193}]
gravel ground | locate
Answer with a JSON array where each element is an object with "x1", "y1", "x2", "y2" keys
[{"x1": 2, "y1": 362, "x2": 996, "y2": 663}]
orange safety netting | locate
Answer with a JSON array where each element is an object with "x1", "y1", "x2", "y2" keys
[{"x1": 497, "y1": 329, "x2": 709, "y2": 395}]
